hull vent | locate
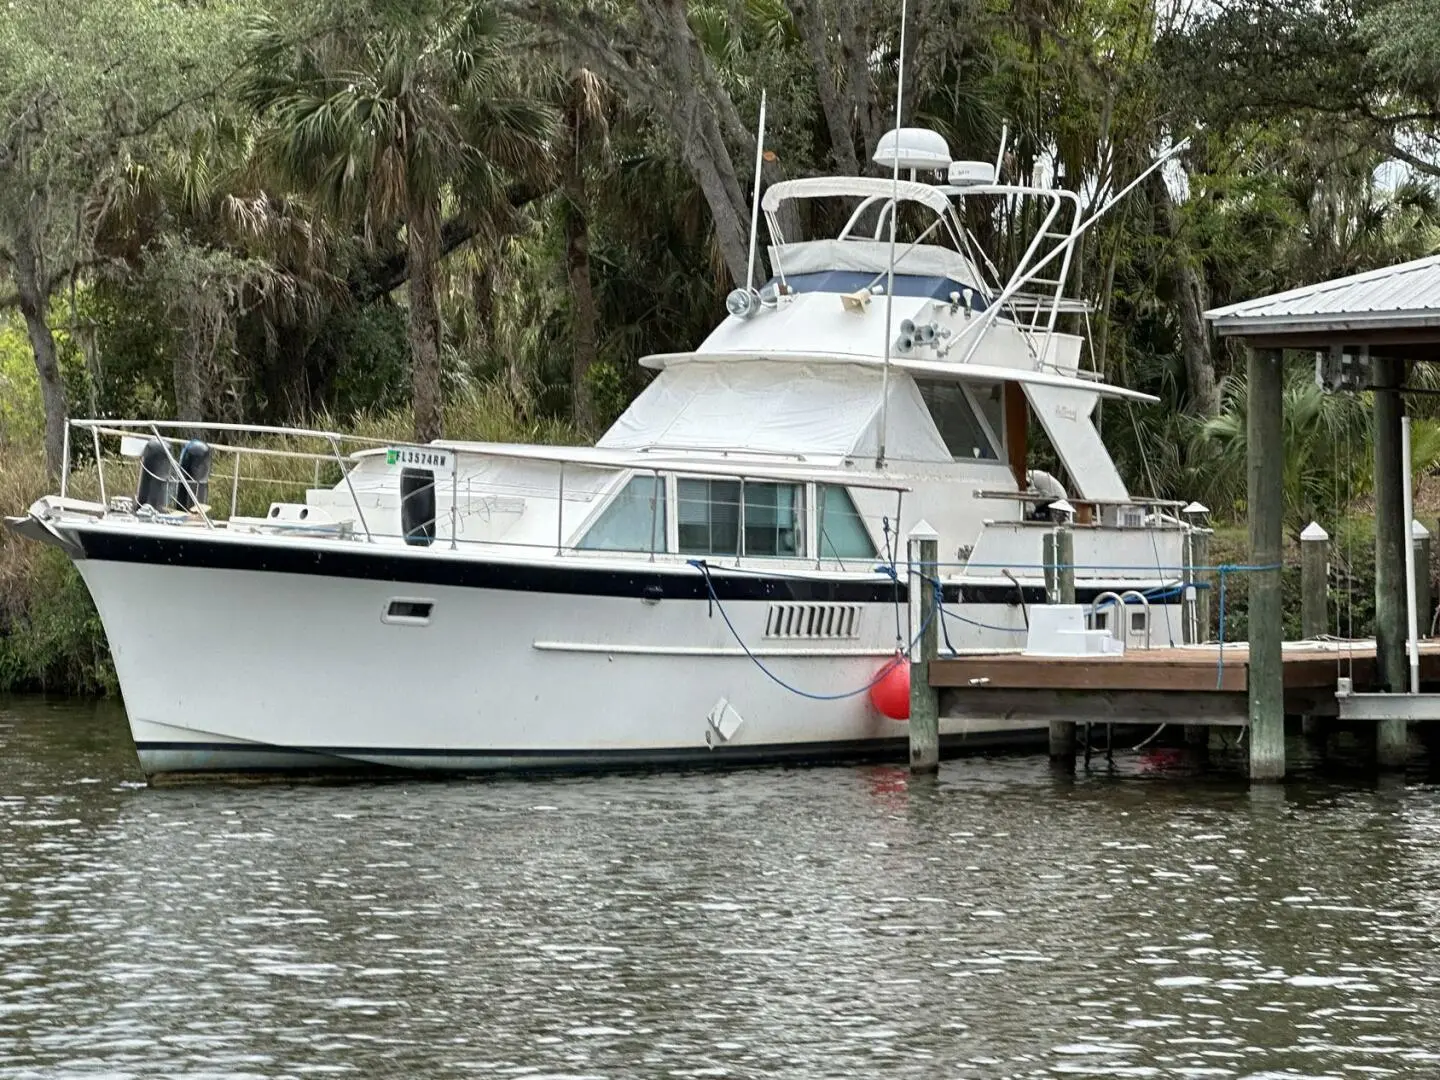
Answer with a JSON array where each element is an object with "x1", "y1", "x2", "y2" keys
[{"x1": 764, "y1": 603, "x2": 863, "y2": 640}]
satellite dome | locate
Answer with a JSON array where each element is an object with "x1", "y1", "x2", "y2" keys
[{"x1": 872, "y1": 128, "x2": 952, "y2": 173}]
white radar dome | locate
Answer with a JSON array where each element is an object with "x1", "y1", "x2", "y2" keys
[{"x1": 872, "y1": 128, "x2": 952, "y2": 173}]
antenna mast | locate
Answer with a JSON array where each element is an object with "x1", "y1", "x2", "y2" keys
[
  {"x1": 745, "y1": 91, "x2": 768, "y2": 297},
  {"x1": 875, "y1": 0, "x2": 908, "y2": 469}
]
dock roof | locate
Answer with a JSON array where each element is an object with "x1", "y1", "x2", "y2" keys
[{"x1": 1204, "y1": 253, "x2": 1440, "y2": 346}]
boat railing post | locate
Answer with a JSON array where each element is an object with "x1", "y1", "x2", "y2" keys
[
  {"x1": 450, "y1": 452, "x2": 459, "y2": 551},
  {"x1": 328, "y1": 433, "x2": 371, "y2": 543},
  {"x1": 61, "y1": 421, "x2": 71, "y2": 500},
  {"x1": 649, "y1": 469, "x2": 661, "y2": 562},
  {"x1": 556, "y1": 461, "x2": 566, "y2": 556},
  {"x1": 90, "y1": 424, "x2": 107, "y2": 507},
  {"x1": 814, "y1": 482, "x2": 824, "y2": 570},
  {"x1": 231, "y1": 450, "x2": 241, "y2": 519},
  {"x1": 151, "y1": 425, "x2": 214, "y2": 530}
]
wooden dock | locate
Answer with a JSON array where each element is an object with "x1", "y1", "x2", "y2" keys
[{"x1": 928, "y1": 642, "x2": 1440, "y2": 727}]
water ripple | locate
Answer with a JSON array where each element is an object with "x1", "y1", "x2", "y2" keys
[{"x1": 2, "y1": 700, "x2": 1439, "y2": 1077}]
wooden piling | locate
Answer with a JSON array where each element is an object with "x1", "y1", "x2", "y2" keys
[
  {"x1": 1045, "y1": 524, "x2": 1077, "y2": 763},
  {"x1": 1057, "y1": 525, "x2": 1076, "y2": 605},
  {"x1": 907, "y1": 523, "x2": 940, "y2": 774},
  {"x1": 1193, "y1": 529, "x2": 1212, "y2": 643},
  {"x1": 1300, "y1": 522, "x2": 1329, "y2": 640},
  {"x1": 1043, "y1": 532, "x2": 1058, "y2": 604},
  {"x1": 1372, "y1": 354, "x2": 1409, "y2": 768},
  {"x1": 1247, "y1": 347, "x2": 1286, "y2": 781},
  {"x1": 1300, "y1": 522, "x2": 1329, "y2": 744}
]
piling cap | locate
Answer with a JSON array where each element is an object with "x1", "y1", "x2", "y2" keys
[
  {"x1": 1049, "y1": 498, "x2": 1075, "y2": 516},
  {"x1": 1413, "y1": 519, "x2": 1431, "y2": 540},
  {"x1": 1182, "y1": 501, "x2": 1210, "y2": 516},
  {"x1": 908, "y1": 519, "x2": 939, "y2": 542},
  {"x1": 1300, "y1": 521, "x2": 1329, "y2": 542}
]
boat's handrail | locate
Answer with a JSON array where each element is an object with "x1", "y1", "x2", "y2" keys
[
  {"x1": 67, "y1": 418, "x2": 911, "y2": 492},
  {"x1": 63, "y1": 417, "x2": 913, "y2": 559},
  {"x1": 972, "y1": 489, "x2": 1191, "y2": 510}
]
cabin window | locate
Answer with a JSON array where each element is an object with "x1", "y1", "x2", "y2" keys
[
  {"x1": 817, "y1": 486, "x2": 877, "y2": 559},
  {"x1": 578, "y1": 475, "x2": 667, "y2": 553},
  {"x1": 743, "y1": 482, "x2": 805, "y2": 557},
  {"x1": 917, "y1": 379, "x2": 998, "y2": 461},
  {"x1": 677, "y1": 478, "x2": 804, "y2": 557},
  {"x1": 972, "y1": 382, "x2": 1005, "y2": 447},
  {"x1": 678, "y1": 478, "x2": 741, "y2": 555}
]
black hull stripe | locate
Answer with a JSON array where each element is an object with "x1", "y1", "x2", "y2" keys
[
  {"x1": 134, "y1": 732, "x2": 1049, "y2": 772},
  {"x1": 76, "y1": 530, "x2": 1161, "y2": 606}
]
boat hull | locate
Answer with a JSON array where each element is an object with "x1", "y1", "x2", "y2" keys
[
  {"x1": 69, "y1": 529, "x2": 1062, "y2": 777},
  {"x1": 59, "y1": 521, "x2": 1190, "y2": 778}
]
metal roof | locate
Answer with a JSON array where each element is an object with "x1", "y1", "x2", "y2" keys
[{"x1": 1204, "y1": 253, "x2": 1440, "y2": 337}]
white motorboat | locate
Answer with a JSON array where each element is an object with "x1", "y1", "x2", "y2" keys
[{"x1": 7, "y1": 129, "x2": 1206, "y2": 778}]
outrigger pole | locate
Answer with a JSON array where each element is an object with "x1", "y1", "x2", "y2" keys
[
  {"x1": 875, "y1": 0, "x2": 908, "y2": 469},
  {"x1": 745, "y1": 90, "x2": 768, "y2": 298}
]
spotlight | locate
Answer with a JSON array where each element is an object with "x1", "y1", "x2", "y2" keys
[{"x1": 726, "y1": 288, "x2": 759, "y2": 319}]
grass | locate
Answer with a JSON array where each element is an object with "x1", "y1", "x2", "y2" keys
[{"x1": 0, "y1": 383, "x2": 582, "y2": 696}]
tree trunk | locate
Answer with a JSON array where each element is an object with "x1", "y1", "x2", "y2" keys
[
  {"x1": 788, "y1": 0, "x2": 861, "y2": 174},
  {"x1": 11, "y1": 229, "x2": 67, "y2": 480},
  {"x1": 563, "y1": 198, "x2": 599, "y2": 433},
  {"x1": 173, "y1": 332, "x2": 204, "y2": 426},
  {"x1": 1151, "y1": 173, "x2": 1220, "y2": 418},
  {"x1": 521, "y1": 0, "x2": 753, "y2": 284},
  {"x1": 407, "y1": 193, "x2": 445, "y2": 443},
  {"x1": 835, "y1": 0, "x2": 881, "y2": 159}
]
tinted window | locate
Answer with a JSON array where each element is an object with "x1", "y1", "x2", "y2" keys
[
  {"x1": 743, "y1": 482, "x2": 804, "y2": 557},
  {"x1": 677, "y1": 478, "x2": 804, "y2": 557},
  {"x1": 677, "y1": 478, "x2": 740, "y2": 555},
  {"x1": 817, "y1": 486, "x2": 876, "y2": 559},
  {"x1": 578, "y1": 475, "x2": 666, "y2": 553},
  {"x1": 917, "y1": 380, "x2": 997, "y2": 460}
]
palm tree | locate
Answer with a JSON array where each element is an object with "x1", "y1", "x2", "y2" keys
[
  {"x1": 239, "y1": 1, "x2": 553, "y2": 442},
  {"x1": 555, "y1": 67, "x2": 615, "y2": 434}
]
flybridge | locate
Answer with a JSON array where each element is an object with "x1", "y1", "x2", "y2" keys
[
  {"x1": 733, "y1": 127, "x2": 1091, "y2": 369},
  {"x1": 724, "y1": 125, "x2": 1186, "y2": 380}
]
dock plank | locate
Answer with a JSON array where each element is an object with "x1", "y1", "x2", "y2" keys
[{"x1": 929, "y1": 642, "x2": 1440, "y2": 696}]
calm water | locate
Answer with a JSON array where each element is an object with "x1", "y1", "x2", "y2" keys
[{"x1": 3, "y1": 699, "x2": 1440, "y2": 1078}]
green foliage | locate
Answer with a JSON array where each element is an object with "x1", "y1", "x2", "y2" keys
[
  {"x1": 0, "y1": 316, "x2": 43, "y2": 448},
  {"x1": 1193, "y1": 367, "x2": 1440, "y2": 536},
  {"x1": 1210, "y1": 518, "x2": 1379, "y2": 643},
  {"x1": 324, "y1": 304, "x2": 413, "y2": 418},
  {"x1": 0, "y1": 546, "x2": 116, "y2": 697},
  {"x1": 8, "y1": 0, "x2": 1440, "y2": 693}
]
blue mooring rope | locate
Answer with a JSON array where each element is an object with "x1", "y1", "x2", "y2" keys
[
  {"x1": 687, "y1": 560, "x2": 1280, "y2": 700},
  {"x1": 1214, "y1": 563, "x2": 1283, "y2": 689},
  {"x1": 688, "y1": 559, "x2": 929, "y2": 701}
]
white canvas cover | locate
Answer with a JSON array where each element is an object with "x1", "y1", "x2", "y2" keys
[
  {"x1": 762, "y1": 176, "x2": 954, "y2": 217},
  {"x1": 598, "y1": 360, "x2": 952, "y2": 463},
  {"x1": 1021, "y1": 383, "x2": 1129, "y2": 502},
  {"x1": 769, "y1": 240, "x2": 983, "y2": 286}
]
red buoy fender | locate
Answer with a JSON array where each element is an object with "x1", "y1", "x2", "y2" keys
[{"x1": 869, "y1": 658, "x2": 910, "y2": 721}]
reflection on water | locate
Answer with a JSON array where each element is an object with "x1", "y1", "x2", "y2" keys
[{"x1": 3, "y1": 697, "x2": 1440, "y2": 1078}]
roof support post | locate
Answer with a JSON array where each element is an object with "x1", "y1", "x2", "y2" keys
[
  {"x1": 1247, "y1": 346, "x2": 1286, "y2": 781},
  {"x1": 1372, "y1": 354, "x2": 1410, "y2": 768}
]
